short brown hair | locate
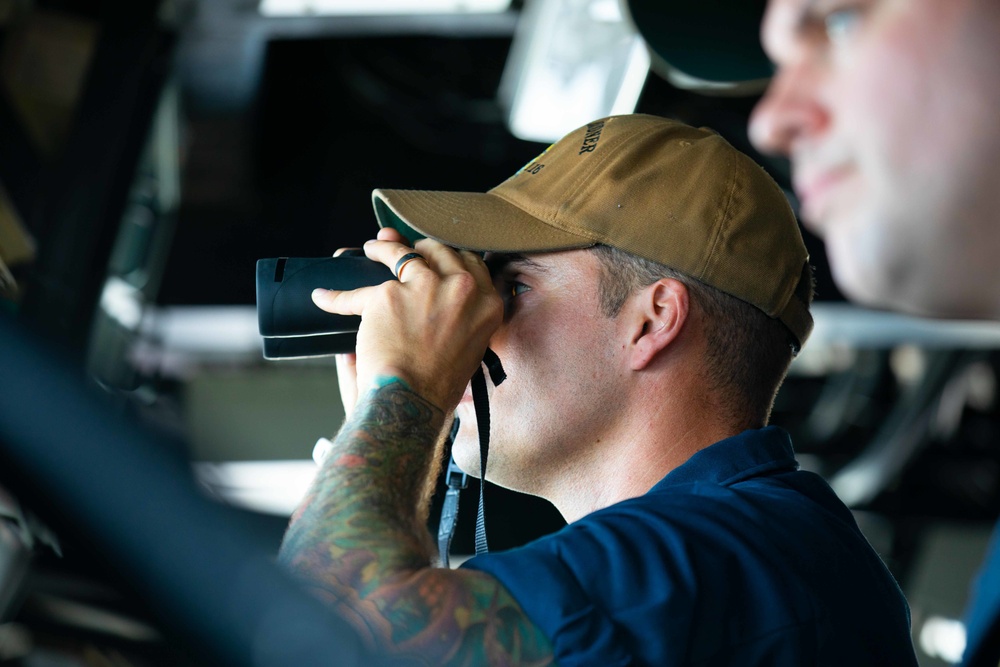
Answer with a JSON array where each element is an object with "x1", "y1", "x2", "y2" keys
[{"x1": 591, "y1": 245, "x2": 812, "y2": 429}]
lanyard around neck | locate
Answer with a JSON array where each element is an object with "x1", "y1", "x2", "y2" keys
[{"x1": 437, "y1": 348, "x2": 505, "y2": 568}]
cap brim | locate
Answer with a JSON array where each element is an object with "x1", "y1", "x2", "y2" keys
[
  {"x1": 372, "y1": 189, "x2": 599, "y2": 254},
  {"x1": 623, "y1": 0, "x2": 771, "y2": 92}
]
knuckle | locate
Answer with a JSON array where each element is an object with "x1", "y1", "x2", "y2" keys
[
  {"x1": 413, "y1": 238, "x2": 439, "y2": 254},
  {"x1": 449, "y1": 271, "x2": 479, "y2": 295}
]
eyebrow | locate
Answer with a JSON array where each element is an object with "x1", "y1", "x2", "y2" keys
[
  {"x1": 485, "y1": 252, "x2": 547, "y2": 276},
  {"x1": 794, "y1": 0, "x2": 832, "y2": 32}
]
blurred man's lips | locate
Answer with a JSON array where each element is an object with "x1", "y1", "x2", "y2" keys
[{"x1": 794, "y1": 166, "x2": 851, "y2": 223}]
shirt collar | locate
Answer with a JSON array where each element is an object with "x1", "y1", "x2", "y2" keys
[{"x1": 652, "y1": 426, "x2": 799, "y2": 490}]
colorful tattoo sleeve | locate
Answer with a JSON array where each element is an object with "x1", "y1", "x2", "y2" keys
[{"x1": 278, "y1": 377, "x2": 555, "y2": 666}]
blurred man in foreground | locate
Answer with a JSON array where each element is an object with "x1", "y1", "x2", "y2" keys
[{"x1": 634, "y1": 1, "x2": 1000, "y2": 664}]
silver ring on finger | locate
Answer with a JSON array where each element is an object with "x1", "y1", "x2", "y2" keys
[{"x1": 394, "y1": 252, "x2": 426, "y2": 281}]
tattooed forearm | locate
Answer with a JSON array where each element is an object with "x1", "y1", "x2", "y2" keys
[
  {"x1": 278, "y1": 377, "x2": 555, "y2": 666},
  {"x1": 281, "y1": 377, "x2": 445, "y2": 569}
]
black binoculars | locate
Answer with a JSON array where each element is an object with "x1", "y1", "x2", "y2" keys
[{"x1": 256, "y1": 253, "x2": 394, "y2": 359}]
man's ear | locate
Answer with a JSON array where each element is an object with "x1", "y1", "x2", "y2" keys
[{"x1": 629, "y1": 278, "x2": 689, "y2": 371}]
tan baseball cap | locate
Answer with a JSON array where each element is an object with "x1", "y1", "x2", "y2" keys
[{"x1": 372, "y1": 114, "x2": 812, "y2": 350}]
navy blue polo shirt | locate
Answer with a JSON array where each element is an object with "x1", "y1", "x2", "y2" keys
[{"x1": 463, "y1": 426, "x2": 918, "y2": 666}]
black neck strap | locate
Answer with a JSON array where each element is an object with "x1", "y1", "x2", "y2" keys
[{"x1": 437, "y1": 348, "x2": 505, "y2": 568}]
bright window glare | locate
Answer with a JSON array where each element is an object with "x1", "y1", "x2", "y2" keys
[
  {"x1": 100, "y1": 277, "x2": 144, "y2": 330},
  {"x1": 499, "y1": 0, "x2": 649, "y2": 143},
  {"x1": 919, "y1": 616, "x2": 967, "y2": 665},
  {"x1": 196, "y1": 460, "x2": 319, "y2": 516},
  {"x1": 260, "y1": 0, "x2": 511, "y2": 16}
]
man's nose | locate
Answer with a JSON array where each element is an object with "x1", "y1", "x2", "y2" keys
[{"x1": 748, "y1": 64, "x2": 829, "y2": 156}]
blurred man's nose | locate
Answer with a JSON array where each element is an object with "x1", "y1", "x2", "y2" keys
[{"x1": 749, "y1": 64, "x2": 828, "y2": 156}]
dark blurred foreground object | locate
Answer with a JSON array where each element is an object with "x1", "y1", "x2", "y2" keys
[
  {"x1": 625, "y1": 0, "x2": 770, "y2": 93},
  {"x1": 0, "y1": 314, "x2": 395, "y2": 667}
]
